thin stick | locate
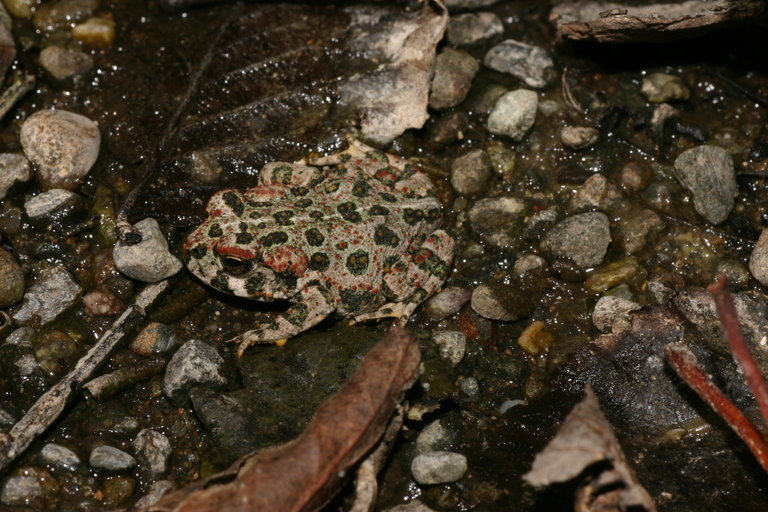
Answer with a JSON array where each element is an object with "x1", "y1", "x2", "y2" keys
[
  {"x1": 708, "y1": 276, "x2": 768, "y2": 428},
  {"x1": 665, "y1": 342, "x2": 768, "y2": 473}
]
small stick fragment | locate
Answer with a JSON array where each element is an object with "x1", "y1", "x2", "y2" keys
[
  {"x1": 82, "y1": 356, "x2": 167, "y2": 401},
  {"x1": 0, "y1": 73, "x2": 34, "y2": 119},
  {"x1": 665, "y1": 343, "x2": 768, "y2": 473}
]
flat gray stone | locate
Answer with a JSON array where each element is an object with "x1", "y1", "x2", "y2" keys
[
  {"x1": 0, "y1": 153, "x2": 30, "y2": 200},
  {"x1": 673, "y1": 145, "x2": 736, "y2": 225},
  {"x1": 484, "y1": 39, "x2": 554, "y2": 88},
  {"x1": 12, "y1": 266, "x2": 82, "y2": 325},
  {"x1": 89, "y1": 445, "x2": 137, "y2": 472},
  {"x1": 487, "y1": 89, "x2": 538, "y2": 141},
  {"x1": 163, "y1": 339, "x2": 228, "y2": 407},
  {"x1": 113, "y1": 218, "x2": 182, "y2": 282},
  {"x1": 541, "y1": 212, "x2": 611, "y2": 268},
  {"x1": 411, "y1": 451, "x2": 468, "y2": 484},
  {"x1": 447, "y1": 12, "x2": 503, "y2": 46}
]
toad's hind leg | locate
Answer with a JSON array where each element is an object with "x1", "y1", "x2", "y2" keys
[{"x1": 353, "y1": 230, "x2": 455, "y2": 323}]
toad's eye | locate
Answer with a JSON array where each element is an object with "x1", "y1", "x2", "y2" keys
[{"x1": 219, "y1": 255, "x2": 254, "y2": 276}]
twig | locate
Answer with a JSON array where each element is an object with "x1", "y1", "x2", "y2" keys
[
  {"x1": 665, "y1": 343, "x2": 768, "y2": 473},
  {"x1": 561, "y1": 67, "x2": 584, "y2": 113},
  {"x1": 0, "y1": 73, "x2": 34, "y2": 120},
  {"x1": 82, "y1": 356, "x2": 167, "y2": 401},
  {"x1": 708, "y1": 276, "x2": 768, "y2": 428},
  {"x1": 0, "y1": 281, "x2": 167, "y2": 472}
]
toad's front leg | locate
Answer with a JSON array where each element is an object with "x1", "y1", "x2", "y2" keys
[{"x1": 233, "y1": 281, "x2": 336, "y2": 356}]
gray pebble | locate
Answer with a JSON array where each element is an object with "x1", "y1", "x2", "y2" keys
[
  {"x1": 24, "y1": 188, "x2": 80, "y2": 220},
  {"x1": 513, "y1": 254, "x2": 546, "y2": 277},
  {"x1": 0, "y1": 153, "x2": 30, "y2": 200},
  {"x1": 461, "y1": 376, "x2": 479, "y2": 397},
  {"x1": 487, "y1": 89, "x2": 538, "y2": 141},
  {"x1": 716, "y1": 259, "x2": 750, "y2": 288},
  {"x1": 647, "y1": 277, "x2": 676, "y2": 305},
  {"x1": 620, "y1": 209, "x2": 665, "y2": 255},
  {"x1": 416, "y1": 420, "x2": 451, "y2": 453},
  {"x1": 431, "y1": 330, "x2": 466, "y2": 366},
  {"x1": 132, "y1": 429, "x2": 172, "y2": 478},
  {"x1": 592, "y1": 296, "x2": 641, "y2": 333},
  {"x1": 468, "y1": 196, "x2": 526, "y2": 248},
  {"x1": 540, "y1": 212, "x2": 611, "y2": 269},
  {"x1": 130, "y1": 321, "x2": 179, "y2": 356},
  {"x1": 424, "y1": 286, "x2": 471, "y2": 321},
  {"x1": 750, "y1": 229, "x2": 768, "y2": 286},
  {"x1": 641, "y1": 72, "x2": 690, "y2": 103},
  {"x1": 524, "y1": 208, "x2": 558, "y2": 239},
  {"x1": 12, "y1": 266, "x2": 82, "y2": 325},
  {"x1": 673, "y1": 145, "x2": 736, "y2": 225},
  {"x1": 1, "y1": 475, "x2": 43, "y2": 505},
  {"x1": 163, "y1": 339, "x2": 228, "y2": 407},
  {"x1": 39, "y1": 443, "x2": 81, "y2": 469},
  {"x1": 89, "y1": 445, "x2": 137, "y2": 472},
  {"x1": 39, "y1": 45, "x2": 94, "y2": 81},
  {"x1": 560, "y1": 125, "x2": 599, "y2": 149},
  {"x1": 447, "y1": 12, "x2": 503, "y2": 46},
  {"x1": 450, "y1": 149, "x2": 490, "y2": 196},
  {"x1": 33, "y1": 0, "x2": 99, "y2": 32},
  {"x1": 429, "y1": 48, "x2": 479, "y2": 110},
  {"x1": 471, "y1": 282, "x2": 532, "y2": 321},
  {"x1": 113, "y1": 218, "x2": 182, "y2": 282},
  {"x1": 134, "y1": 480, "x2": 174, "y2": 508},
  {"x1": 0, "y1": 247, "x2": 24, "y2": 308},
  {"x1": 569, "y1": 174, "x2": 622, "y2": 213},
  {"x1": 411, "y1": 451, "x2": 468, "y2": 485},
  {"x1": 20, "y1": 109, "x2": 100, "y2": 190},
  {"x1": 484, "y1": 39, "x2": 554, "y2": 89},
  {"x1": 619, "y1": 161, "x2": 652, "y2": 192},
  {"x1": 5, "y1": 326, "x2": 34, "y2": 346}
]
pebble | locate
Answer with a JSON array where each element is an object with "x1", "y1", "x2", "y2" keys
[
  {"x1": 429, "y1": 48, "x2": 478, "y2": 110},
  {"x1": 12, "y1": 266, "x2": 82, "y2": 325},
  {"x1": 4, "y1": 0, "x2": 35, "y2": 18},
  {"x1": 129, "y1": 321, "x2": 179, "y2": 356},
  {"x1": 5, "y1": 326, "x2": 33, "y2": 346},
  {"x1": 672, "y1": 145, "x2": 736, "y2": 225},
  {"x1": 0, "y1": 153, "x2": 30, "y2": 200},
  {"x1": 450, "y1": 149, "x2": 490, "y2": 196},
  {"x1": 132, "y1": 429, "x2": 172, "y2": 477},
  {"x1": 0, "y1": 407, "x2": 15, "y2": 427},
  {"x1": 134, "y1": 480, "x2": 174, "y2": 508},
  {"x1": 716, "y1": 259, "x2": 750, "y2": 288},
  {"x1": 524, "y1": 208, "x2": 558, "y2": 239},
  {"x1": 72, "y1": 16, "x2": 116, "y2": 47},
  {"x1": 39, "y1": 443, "x2": 80, "y2": 469},
  {"x1": 471, "y1": 282, "x2": 533, "y2": 321},
  {"x1": 647, "y1": 275, "x2": 678, "y2": 305},
  {"x1": 24, "y1": 188, "x2": 81, "y2": 222},
  {"x1": 411, "y1": 451, "x2": 468, "y2": 485},
  {"x1": 468, "y1": 196, "x2": 526, "y2": 247},
  {"x1": 619, "y1": 160, "x2": 652, "y2": 192},
  {"x1": 424, "y1": 286, "x2": 471, "y2": 320},
  {"x1": 540, "y1": 212, "x2": 611, "y2": 269},
  {"x1": 592, "y1": 296, "x2": 641, "y2": 333},
  {"x1": 427, "y1": 111, "x2": 470, "y2": 145},
  {"x1": 560, "y1": 125, "x2": 599, "y2": 149},
  {"x1": 431, "y1": 331, "x2": 466, "y2": 366},
  {"x1": 483, "y1": 39, "x2": 554, "y2": 88},
  {"x1": 513, "y1": 254, "x2": 547, "y2": 277},
  {"x1": 89, "y1": 445, "x2": 137, "y2": 472},
  {"x1": 163, "y1": 339, "x2": 228, "y2": 407},
  {"x1": 416, "y1": 420, "x2": 451, "y2": 453},
  {"x1": 39, "y1": 45, "x2": 94, "y2": 81},
  {"x1": 569, "y1": 174, "x2": 623, "y2": 213},
  {"x1": 0, "y1": 247, "x2": 23, "y2": 307},
  {"x1": 487, "y1": 89, "x2": 538, "y2": 141},
  {"x1": 619, "y1": 209, "x2": 665, "y2": 254},
  {"x1": 32, "y1": 0, "x2": 99, "y2": 31},
  {"x1": 516, "y1": 320, "x2": 554, "y2": 356},
  {"x1": 447, "y1": 12, "x2": 503, "y2": 46},
  {"x1": 585, "y1": 256, "x2": 643, "y2": 293},
  {"x1": 113, "y1": 218, "x2": 183, "y2": 282},
  {"x1": 82, "y1": 286, "x2": 124, "y2": 316},
  {"x1": 0, "y1": 475, "x2": 43, "y2": 505},
  {"x1": 460, "y1": 376, "x2": 479, "y2": 397},
  {"x1": 749, "y1": 229, "x2": 768, "y2": 286},
  {"x1": 486, "y1": 142, "x2": 516, "y2": 175},
  {"x1": 20, "y1": 109, "x2": 101, "y2": 190},
  {"x1": 641, "y1": 72, "x2": 690, "y2": 103}
]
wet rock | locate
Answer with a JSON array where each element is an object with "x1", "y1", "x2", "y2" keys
[
  {"x1": 24, "y1": 188, "x2": 82, "y2": 225},
  {"x1": 429, "y1": 48, "x2": 478, "y2": 110},
  {"x1": 163, "y1": 339, "x2": 228, "y2": 407},
  {"x1": 450, "y1": 149, "x2": 490, "y2": 195},
  {"x1": 447, "y1": 11, "x2": 503, "y2": 46},
  {"x1": 569, "y1": 174, "x2": 623, "y2": 213},
  {"x1": 486, "y1": 142, "x2": 516, "y2": 175},
  {"x1": 20, "y1": 109, "x2": 101, "y2": 190},
  {"x1": 12, "y1": 266, "x2": 82, "y2": 325},
  {"x1": 32, "y1": 0, "x2": 99, "y2": 31},
  {"x1": 113, "y1": 218, "x2": 182, "y2": 282},
  {"x1": 190, "y1": 387, "x2": 257, "y2": 460},
  {"x1": 132, "y1": 429, "x2": 171, "y2": 478},
  {"x1": 0, "y1": 153, "x2": 30, "y2": 200},
  {"x1": 468, "y1": 196, "x2": 526, "y2": 248},
  {"x1": 560, "y1": 125, "x2": 599, "y2": 149},
  {"x1": 460, "y1": 376, "x2": 479, "y2": 397},
  {"x1": 431, "y1": 330, "x2": 466, "y2": 366},
  {"x1": 81, "y1": 403, "x2": 140, "y2": 439},
  {"x1": 134, "y1": 480, "x2": 174, "y2": 508},
  {"x1": 411, "y1": 451, "x2": 468, "y2": 484},
  {"x1": 427, "y1": 111, "x2": 470, "y2": 145},
  {"x1": 516, "y1": 320, "x2": 554, "y2": 356},
  {"x1": 483, "y1": 39, "x2": 554, "y2": 88},
  {"x1": 619, "y1": 160, "x2": 652, "y2": 192},
  {"x1": 585, "y1": 256, "x2": 643, "y2": 293},
  {"x1": 672, "y1": 145, "x2": 736, "y2": 225},
  {"x1": 524, "y1": 208, "x2": 558, "y2": 239},
  {"x1": 72, "y1": 16, "x2": 116, "y2": 47},
  {"x1": 424, "y1": 286, "x2": 471, "y2": 320},
  {"x1": 749, "y1": 229, "x2": 768, "y2": 286},
  {"x1": 641, "y1": 72, "x2": 690, "y2": 103},
  {"x1": 129, "y1": 321, "x2": 179, "y2": 356},
  {"x1": 592, "y1": 296, "x2": 641, "y2": 333},
  {"x1": 471, "y1": 282, "x2": 533, "y2": 321},
  {"x1": 620, "y1": 209, "x2": 665, "y2": 255},
  {"x1": 39, "y1": 443, "x2": 80, "y2": 469},
  {"x1": 0, "y1": 407, "x2": 14, "y2": 427},
  {"x1": 384, "y1": 501, "x2": 437, "y2": 512},
  {"x1": 89, "y1": 445, "x2": 137, "y2": 472},
  {"x1": 487, "y1": 89, "x2": 538, "y2": 140},
  {"x1": 647, "y1": 276, "x2": 676, "y2": 304},
  {"x1": 716, "y1": 259, "x2": 750, "y2": 288},
  {"x1": 39, "y1": 45, "x2": 94, "y2": 81},
  {"x1": 101, "y1": 475, "x2": 135, "y2": 507},
  {"x1": 513, "y1": 254, "x2": 546, "y2": 277},
  {"x1": 0, "y1": 248, "x2": 23, "y2": 307},
  {"x1": 5, "y1": 0, "x2": 35, "y2": 18},
  {"x1": 5, "y1": 326, "x2": 33, "y2": 345},
  {"x1": 416, "y1": 420, "x2": 453, "y2": 453},
  {"x1": 540, "y1": 212, "x2": 611, "y2": 269},
  {"x1": 82, "y1": 286, "x2": 124, "y2": 317},
  {"x1": 0, "y1": 475, "x2": 43, "y2": 505}
]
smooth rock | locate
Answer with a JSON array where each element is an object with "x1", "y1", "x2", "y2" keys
[
  {"x1": 89, "y1": 445, "x2": 137, "y2": 472},
  {"x1": 431, "y1": 330, "x2": 466, "y2": 366},
  {"x1": 561, "y1": 125, "x2": 599, "y2": 149},
  {"x1": 24, "y1": 189, "x2": 80, "y2": 220},
  {"x1": 450, "y1": 149, "x2": 490, "y2": 196},
  {"x1": 39, "y1": 45, "x2": 94, "y2": 81},
  {"x1": 620, "y1": 209, "x2": 665, "y2": 254},
  {"x1": 540, "y1": 212, "x2": 611, "y2": 269},
  {"x1": 20, "y1": 109, "x2": 100, "y2": 190},
  {"x1": 113, "y1": 218, "x2": 182, "y2": 282},
  {"x1": 429, "y1": 48, "x2": 478, "y2": 110},
  {"x1": 619, "y1": 160, "x2": 652, "y2": 192},
  {"x1": 513, "y1": 254, "x2": 546, "y2": 277},
  {"x1": 424, "y1": 286, "x2": 471, "y2": 320},
  {"x1": 39, "y1": 443, "x2": 80, "y2": 469},
  {"x1": 460, "y1": 376, "x2": 479, "y2": 397},
  {"x1": 72, "y1": 16, "x2": 116, "y2": 47},
  {"x1": 471, "y1": 282, "x2": 533, "y2": 321},
  {"x1": 716, "y1": 259, "x2": 750, "y2": 288},
  {"x1": 486, "y1": 142, "x2": 516, "y2": 175},
  {"x1": 129, "y1": 321, "x2": 179, "y2": 356},
  {"x1": 0, "y1": 247, "x2": 23, "y2": 307},
  {"x1": 569, "y1": 174, "x2": 622, "y2": 213},
  {"x1": 447, "y1": 11, "x2": 503, "y2": 46},
  {"x1": 641, "y1": 72, "x2": 690, "y2": 103},
  {"x1": 487, "y1": 89, "x2": 538, "y2": 141},
  {"x1": 673, "y1": 145, "x2": 736, "y2": 225},
  {"x1": 524, "y1": 208, "x2": 558, "y2": 239},
  {"x1": 163, "y1": 339, "x2": 228, "y2": 407},
  {"x1": 82, "y1": 286, "x2": 124, "y2": 316},
  {"x1": 416, "y1": 420, "x2": 452, "y2": 453},
  {"x1": 12, "y1": 266, "x2": 82, "y2": 325},
  {"x1": 468, "y1": 196, "x2": 526, "y2": 248},
  {"x1": 750, "y1": 229, "x2": 768, "y2": 286},
  {"x1": 0, "y1": 153, "x2": 30, "y2": 199},
  {"x1": 484, "y1": 39, "x2": 554, "y2": 88},
  {"x1": 0, "y1": 475, "x2": 43, "y2": 505},
  {"x1": 132, "y1": 429, "x2": 171, "y2": 477},
  {"x1": 516, "y1": 320, "x2": 554, "y2": 356},
  {"x1": 134, "y1": 480, "x2": 174, "y2": 508},
  {"x1": 32, "y1": 0, "x2": 99, "y2": 31},
  {"x1": 411, "y1": 451, "x2": 468, "y2": 484},
  {"x1": 592, "y1": 296, "x2": 641, "y2": 333},
  {"x1": 4, "y1": 0, "x2": 36, "y2": 18},
  {"x1": 585, "y1": 257, "x2": 643, "y2": 293}
]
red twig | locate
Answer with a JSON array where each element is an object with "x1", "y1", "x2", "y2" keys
[
  {"x1": 708, "y1": 276, "x2": 768, "y2": 428},
  {"x1": 665, "y1": 343, "x2": 768, "y2": 473}
]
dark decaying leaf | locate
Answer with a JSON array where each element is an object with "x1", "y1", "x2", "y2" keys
[
  {"x1": 141, "y1": 326, "x2": 420, "y2": 512},
  {"x1": 523, "y1": 385, "x2": 657, "y2": 512}
]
